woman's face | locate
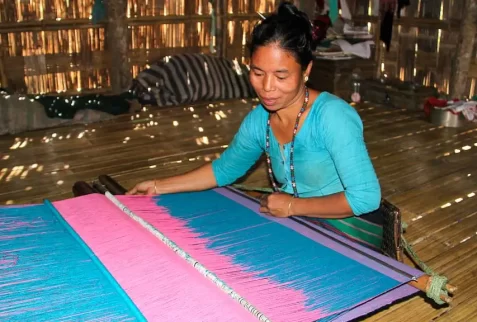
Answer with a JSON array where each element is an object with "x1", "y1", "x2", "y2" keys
[{"x1": 249, "y1": 43, "x2": 311, "y2": 112}]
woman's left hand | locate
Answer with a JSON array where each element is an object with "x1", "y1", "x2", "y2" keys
[{"x1": 259, "y1": 193, "x2": 295, "y2": 217}]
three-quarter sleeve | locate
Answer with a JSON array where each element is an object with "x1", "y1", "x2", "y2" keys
[
  {"x1": 319, "y1": 99, "x2": 381, "y2": 215},
  {"x1": 211, "y1": 107, "x2": 265, "y2": 187}
]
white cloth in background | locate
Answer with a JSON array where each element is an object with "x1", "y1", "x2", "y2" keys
[
  {"x1": 332, "y1": 39, "x2": 375, "y2": 58},
  {"x1": 443, "y1": 100, "x2": 477, "y2": 121}
]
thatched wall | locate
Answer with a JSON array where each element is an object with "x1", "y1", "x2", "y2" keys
[
  {"x1": 0, "y1": 0, "x2": 276, "y2": 94},
  {"x1": 352, "y1": 0, "x2": 476, "y2": 97}
]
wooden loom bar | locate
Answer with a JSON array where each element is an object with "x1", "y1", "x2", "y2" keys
[
  {"x1": 72, "y1": 181, "x2": 97, "y2": 196},
  {"x1": 98, "y1": 175, "x2": 128, "y2": 195},
  {"x1": 82, "y1": 176, "x2": 456, "y2": 304}
]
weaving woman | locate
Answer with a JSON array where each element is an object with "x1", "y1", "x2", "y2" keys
[{"x1": 128, "y1": 2, "x2": 383, "y2": 248}]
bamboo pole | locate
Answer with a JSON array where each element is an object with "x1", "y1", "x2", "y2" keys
[
  {"x1": 449, "y1": 0, "x2": 477, "y2": 99},
  {"x1": 0, "y1": 46, "x2": 9, "y2": 89},
  {"x1": 215, "y1": 0, "x2": 226, "y2": 57},
  {"x1": 105, "y1": 0, "x2": 132, "y2": 94}
]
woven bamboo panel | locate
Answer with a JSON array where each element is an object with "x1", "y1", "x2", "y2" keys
[
  {"x1": 0, "y1": 0, "x2": 275, "y2": 94},
  {"x1": 352, "y1": 0, "x2": 476, "y2": 97}
]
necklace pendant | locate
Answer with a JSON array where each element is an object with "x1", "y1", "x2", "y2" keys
[{"x1": 265, "y1": 86, "x2": 309, "y2": 198}]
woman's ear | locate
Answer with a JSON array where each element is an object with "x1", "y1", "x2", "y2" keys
[{"x1": 305, "y1": 61, "x2": 313, "y2": 78}]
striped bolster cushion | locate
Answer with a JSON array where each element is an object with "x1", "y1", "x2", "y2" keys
[{"x1": 130, "y1": 53, "x2": 256, "y2": 106}]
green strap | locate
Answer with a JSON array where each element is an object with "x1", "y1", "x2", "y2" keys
[
  {"x1": 232, "y1": 184, "x2": 273, "y2": 193},
  {"x1": 400, "y1": 227, "x2": 449, "y2": 305},
  {"x1": 321, "y1": 218, "x2": 382, "y2": 247}
]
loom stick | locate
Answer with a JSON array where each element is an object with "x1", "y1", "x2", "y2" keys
[
  {"x1": 98, "y1": 175, "x2": 128, "y2": 195},
  {"x1": 95, "y1": 176, "x2": 456, "y2": 304},
  {"x1": 92, "y1": 181, "x2": 108, "y2": 194},
  {"x1": 72, "y1": 181, "x2": 96, "y2": 197},
  {"x1": 409, "y1": 277, "x2": 455, "y2": 303},
  {"x1": 102, "y1": 191, "x2": 270, "y2": 322}
]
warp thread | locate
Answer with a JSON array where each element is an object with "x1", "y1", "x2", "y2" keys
[
  {"x1": 103, "y1": 191, "x2": 271, "y2": 322},
  {"x1": 234, "y1": 183, "x2": 452, "y2": 306},
  {"x1": 44, "y1": 199, "x2": 147, "y2": 320},
  {"x1": 0, "y1": 253, "x2": 18, "y2": 269}
]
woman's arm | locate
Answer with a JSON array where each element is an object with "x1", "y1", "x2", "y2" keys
[
  {"x1": 297, "y1": 98, "x2": 381, "y2": 217},
  {"x1": 289, "y1": 192, "x2": 353, "y2": 218},
  {"x1": 128, "y1": 107, "x2": 265, "y2": 195},
  {"x1": 128, "y1": 163, "x2": 217, "y2": 195},
  {"x1": 260, "y1": 191, "x2": 353, "y2": 218}
]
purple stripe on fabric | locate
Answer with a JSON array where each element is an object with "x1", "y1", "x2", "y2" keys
[
  {"x1": 333, "y1": 285, "x2": 418, "y2": 322},
  {"x1": 214, "y1": 187, "x2": 423, "y2": 283}
]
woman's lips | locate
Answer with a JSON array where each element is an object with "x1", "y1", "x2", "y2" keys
[{"x1": 262, "y1": 97, "x2": 278, "y2": 106}]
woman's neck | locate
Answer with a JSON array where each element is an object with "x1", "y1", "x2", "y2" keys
[{"x1": 275, "y1": 87, "x2": 308, "y2": 125}]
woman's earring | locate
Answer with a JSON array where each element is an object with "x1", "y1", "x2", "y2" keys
[{"x1": 304, "y1": 75, "x2": 309, "y2": 83}]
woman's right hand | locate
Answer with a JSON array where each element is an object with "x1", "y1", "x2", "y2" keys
[
  {"x1": 126, "y1": 163, "x2": 218, "y2": 196},
  {"x1": 126, "y1": 180, "x2": 156, "y2": 195}
]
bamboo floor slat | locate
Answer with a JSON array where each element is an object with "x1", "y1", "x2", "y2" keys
[{"x1": 0, "y1": 97, "x2": 476, "y2": 321}]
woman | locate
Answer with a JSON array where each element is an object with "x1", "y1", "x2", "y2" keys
[{"x1": 128, "y1": 3, "x2": 381, "y2": 233}]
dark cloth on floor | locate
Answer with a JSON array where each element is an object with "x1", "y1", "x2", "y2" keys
[{"x1": 35, "y1": 92, "x2": 134, "y2": 119}]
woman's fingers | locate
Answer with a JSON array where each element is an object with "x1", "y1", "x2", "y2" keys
[
  {"x1": 259, "y1": 194, "x2": 269, "y2": 207},
  {"x1": 259, "y1": 206, "x2": 270, "y2": 213},
  {"x1": 126, "y1": 186, "x2": 137, "y2": 195}
]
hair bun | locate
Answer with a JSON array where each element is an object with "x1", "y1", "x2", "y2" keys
[
  {"x1": 277, "y1": 2, "x2": 298, "y2": 17},
  {"x1": 277, "y1": 2, "x2": 307, "y2": 20},
  {"x1": 276, "y1": 2, "x2": 311, "y2": 31}
]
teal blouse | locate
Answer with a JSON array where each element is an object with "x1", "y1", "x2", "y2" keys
[{"x1": 211, "y1": 92, "x2": 381, "y2": 216}]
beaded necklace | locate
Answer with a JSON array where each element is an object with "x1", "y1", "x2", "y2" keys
[{"x1": 265, "y1": 86, "x2": 309, "y2": 198}]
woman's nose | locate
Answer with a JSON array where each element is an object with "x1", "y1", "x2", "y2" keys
[{"x1": 263, "y1": 76, "x2": 275, "y2": 92}]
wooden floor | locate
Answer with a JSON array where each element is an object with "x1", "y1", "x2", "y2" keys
[{"x1": 1, "y1": 97, "x2": 477, "y2": 321}]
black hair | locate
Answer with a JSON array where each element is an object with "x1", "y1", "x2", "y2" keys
[{"x1": 249, "y1": 1, "x2": 313, "y2": 70}]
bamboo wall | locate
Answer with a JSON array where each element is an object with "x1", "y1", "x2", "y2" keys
[
  {"x1": 352, "y1": 0, "x2": 476, "y2": 97},
  {"x1": 0, "y1": 0, "x2": 275, "y2": 95}
]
